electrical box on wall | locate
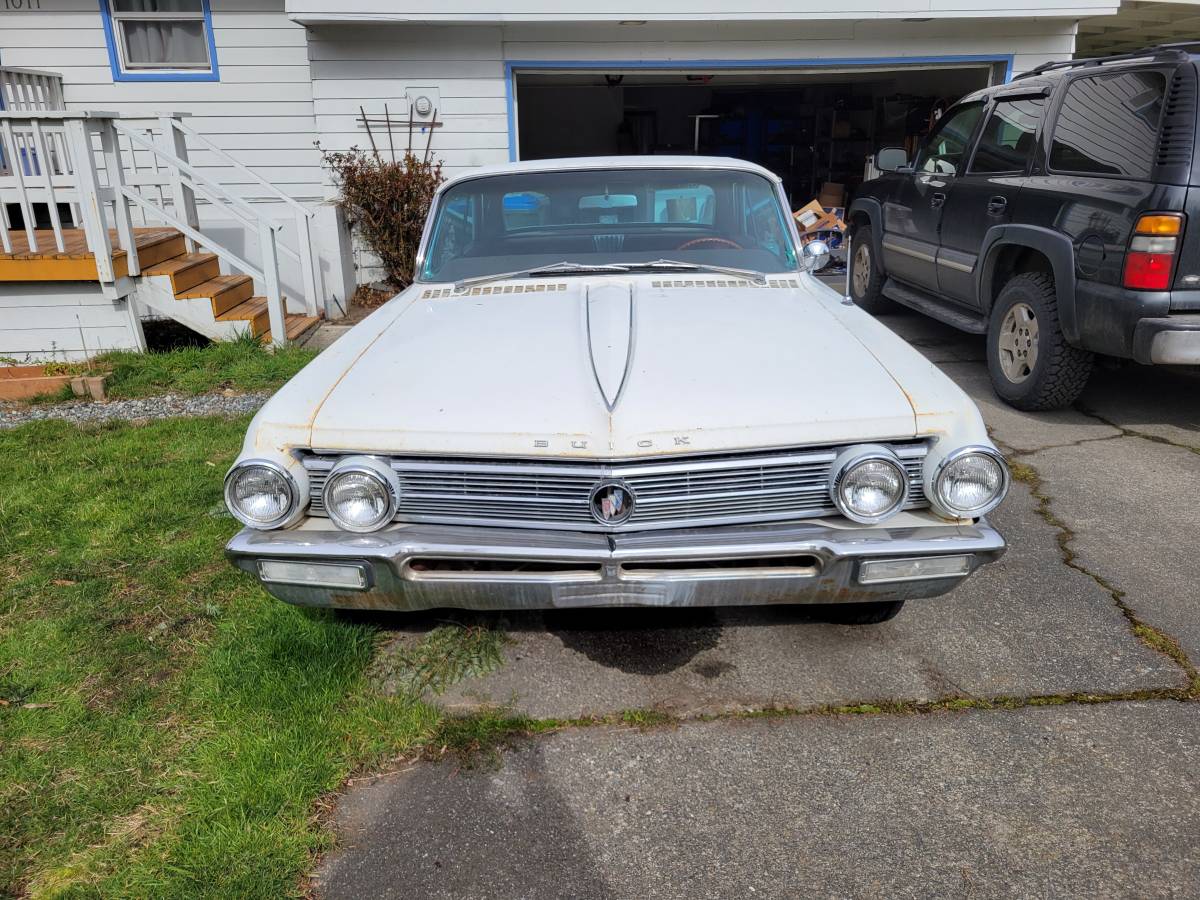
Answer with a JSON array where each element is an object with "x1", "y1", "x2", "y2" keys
[{"x1": 405, "y1": 87, "x2": 441, "y2": 122}]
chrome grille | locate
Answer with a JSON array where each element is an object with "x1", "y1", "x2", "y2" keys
[{"x1": 302, "y1": 443, "x2": 929, "y2": 532}]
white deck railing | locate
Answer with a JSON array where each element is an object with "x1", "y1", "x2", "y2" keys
[
  {"x1": 0, "y1": 67, "x2": 65, "y2": 113},
  {"x1": 0, "y1": 110, "x2": 320, "y2": 346},
  {"x1": 0, "y1": 113, "x2": 90, "y2": 258}
]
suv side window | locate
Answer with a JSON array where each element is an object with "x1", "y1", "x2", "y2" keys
[
  {"x1": 915, "y1": 102, "x2": 984, "y2": 176},
  {"x1": 1049, "y1": 71, "x2": 1166, "y2": 179},
  {"x1": 969, "y1": 98, "x2": 1046, "y2": 175}
]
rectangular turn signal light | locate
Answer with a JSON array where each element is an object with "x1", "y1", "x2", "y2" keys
[
  {"x1": 258, "y1": 560, "x2": 368, "y2": 590},
  {"x1": 1126, "y1": 215, "x2": 1183, "y2": 289},
  {"x1": 1134, "y1": 214, "x2": 1183, "y2": 236},
  {"x1": 858, "y1": 555, "x2": 971, "y2": 585}
]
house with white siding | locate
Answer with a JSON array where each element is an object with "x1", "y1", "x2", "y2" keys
[{"x1": 1, "y1": 0, "x2": 1196, "y2": 358}]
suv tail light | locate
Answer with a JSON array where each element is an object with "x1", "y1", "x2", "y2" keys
[{"x1": 1123, "y1": 214, "x2": 1184, "y2": 290}]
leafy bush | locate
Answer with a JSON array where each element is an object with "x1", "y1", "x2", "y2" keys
[{"x1": 321, "y1": 141, "x2": 443, "y2": 290}]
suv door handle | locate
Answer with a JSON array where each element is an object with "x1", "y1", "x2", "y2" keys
[
  {"x1": 930, "y1": 192, "x2": 946, "y2": 209},
  {"x1": 987, "y1": 195, "x2": 1008, "y2": 216}
]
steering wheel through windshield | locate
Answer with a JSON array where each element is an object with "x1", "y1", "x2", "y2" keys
[{"x1": 676, "y1": 237, "x2": 743, "y2": 251}]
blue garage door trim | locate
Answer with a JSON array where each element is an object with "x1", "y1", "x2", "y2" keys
[{"x1": 505, "y1": 55, "x2": 1014, "y2": 162}]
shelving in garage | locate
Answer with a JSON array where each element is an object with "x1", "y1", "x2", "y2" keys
[{"x1": 514, "y1": 64, "x2": 1000, "y2": 207}]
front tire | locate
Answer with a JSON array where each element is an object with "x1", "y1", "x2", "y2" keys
[
  {"x1": 986, "y1": 272, "x2": 1093, "y2": 411},
  {"x1": 811, "y1": 600, "x2": 905, "y2": 625},
  {"x1": 848, "y1": 225, "x2": 892, "y2": 314}
]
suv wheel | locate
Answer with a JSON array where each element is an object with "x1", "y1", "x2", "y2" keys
[
  {"x1": 848, "y1": 226, "x2": 891, "y2": 314},
  {"x1": 986, "y1": 272, "x2": 1093, "y2": 411}
]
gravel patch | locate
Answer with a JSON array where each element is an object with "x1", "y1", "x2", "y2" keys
[{"x1": 0, "y1": 391, "x2": 271, "y2": 430}]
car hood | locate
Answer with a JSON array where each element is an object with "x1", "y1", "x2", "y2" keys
[{"x1": 254, "y1": 274, "x2": 971, "y2": 459}]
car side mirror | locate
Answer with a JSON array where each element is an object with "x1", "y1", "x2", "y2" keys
[
  {"x1": 876, "y1": 147, "x2": 909, "y2": 172},
  {"x1": 803, "y1": 239, "x2": 831, "y2": 273}
]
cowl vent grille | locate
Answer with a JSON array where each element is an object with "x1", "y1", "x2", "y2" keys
[
  {"x1": 651, "y1": 278, "x2": 801, "y2": 289},
  {"x1": 421, "y1": 283, "x2": 569, "y2": 299},
  {"x1": 1157, "y1": 68, "x2": 1197, "y2": 169}
]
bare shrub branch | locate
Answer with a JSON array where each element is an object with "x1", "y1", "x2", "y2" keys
[{"x1": 319, "y1": 143, "x2": 444, "y2": 290}]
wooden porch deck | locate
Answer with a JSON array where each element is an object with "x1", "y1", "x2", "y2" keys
[
  {"x1": 0, "y1": 228, "x2": 182, "y2": 281},
  {"x1": 1, "y1": 224, "x2": 319, "y2": 343}
]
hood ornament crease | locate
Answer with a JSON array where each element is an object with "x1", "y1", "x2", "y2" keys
[{"x1": 585, "y1": 281, "x2": 635, "y2": 412}]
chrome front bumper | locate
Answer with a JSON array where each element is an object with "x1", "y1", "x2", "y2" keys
[{"x1": 226, "y1": 514, "x2": 1005, "y2": 612}]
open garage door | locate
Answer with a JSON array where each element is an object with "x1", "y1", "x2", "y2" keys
[{"x1": 514, "y1": 64, "x2": 998, "y2": 208}]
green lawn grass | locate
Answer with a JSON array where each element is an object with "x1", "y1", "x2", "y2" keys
[
  {"x1": 0, "y1": 418, "x2": 438, "y2": 897},
  {"x1": 97, "y1": 337, "x2": 318, "y2": 399}
]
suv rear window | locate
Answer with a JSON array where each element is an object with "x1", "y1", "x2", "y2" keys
[{"x1": 1049, "y1": 70, "x2": 1166, "y2": 179}]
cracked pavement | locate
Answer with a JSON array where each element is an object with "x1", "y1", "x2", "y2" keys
[{"x1": 315, "y1": 308, "x2": 1200, "y2": 899}]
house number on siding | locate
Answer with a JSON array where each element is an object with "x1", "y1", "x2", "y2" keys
[{"x1": 2, "y1": 0, "x2": 43, "y2": 9}]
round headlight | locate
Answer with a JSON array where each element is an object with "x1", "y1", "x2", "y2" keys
[
  {"x1": 830, "y1": 446, "x2": 908, "y2": 524},
  {"x1": 934, "y1": 447, "x2": 1009, "y2": 517},
  {"x1": 224, "y1": 460, "x2": 298, "y2": 529},
  {"x1": 323, "y1": 457, "x2": 399, "y2": 533}
]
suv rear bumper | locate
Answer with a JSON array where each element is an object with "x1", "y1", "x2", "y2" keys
[
  {"x1": 1132, "y1": 315, "x2": 1200, "y2": 365},
  {"x1": 1073, "y1": 280, "x2": 1200, "y2": 363}
]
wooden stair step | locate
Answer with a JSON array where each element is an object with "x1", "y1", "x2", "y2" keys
[
  {"x1": 179, "y1": 274, "x2": 254, "y2": 316},
  {"x1": 144, "y1": 252, "x2": 220, "y2": 294},
  {"x1": 262, "y1": 314, "x2": 320, "y2": 344},
  {"x1": 217, "y1": 296, "x2": 271, "y2": 335},
  {"x1": 134, "y1": 231, "x2": 188, "y2": 268},
  {"x1": 133, "y1": 228, "x2": 181, "y2": 244},
  {"x1": 286, "y1": 315, "x2": 320, "y2": 340}
]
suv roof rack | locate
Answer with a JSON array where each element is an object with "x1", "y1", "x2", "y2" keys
[{"x1": 1014, "y1": 42, "x2": 1200, "y2": 80}]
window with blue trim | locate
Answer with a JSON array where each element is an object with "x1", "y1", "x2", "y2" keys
[{"x1": 102, "y1": 0, "x2": 219, "y2": 82}]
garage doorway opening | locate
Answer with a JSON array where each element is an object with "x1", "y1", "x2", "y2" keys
[{"x1": 514, "y1": 65, "x2": 998, "y2": 208}]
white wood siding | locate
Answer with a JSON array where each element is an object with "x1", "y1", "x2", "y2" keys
[
  {"x1": 307, "y1": 17, "x2": 1076, "y2": 282},
  {"x1": 288, "y1": 0, "x2": 1117, "y2": 23},
  {"x1": 309, "y1": 18, "x2": 1079, "y2": 180},
  {"x1": 507, "y1": 19, "x2": 1079, "y2": 81},
  {"x1": 309, "y1": 26, "x2": 509, "y2": 178},
  {"x1": 0, "y1": 0, "x2": 323, "y2": 200},
  {"x1": 0, "y1": 4, "x2": 1082, "y2": 296},
  {"x1": 0, "y1": 1, "x2": 360, "y2": 319},
  {"x1": 0, "y1": 284, "x2": 141, "y2": 362}
]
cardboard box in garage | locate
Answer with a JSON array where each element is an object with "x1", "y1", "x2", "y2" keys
[{"x1": 818, "y1": 182, "x2": 846, "y2": 209}]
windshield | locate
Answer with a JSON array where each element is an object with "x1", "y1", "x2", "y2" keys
[{"x1": 418, "y1": 167, "x2": 799, "y2": 283}]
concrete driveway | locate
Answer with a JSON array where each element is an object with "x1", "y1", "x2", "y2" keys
[{"x1": 315, "y1": 307, "x2": 1200, "y2": 899}]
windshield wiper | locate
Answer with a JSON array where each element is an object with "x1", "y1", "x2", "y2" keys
[
  {"x1": 454, "y1": 261, "x2": 630, "y2": 292},
  {"x1": 620, "y1": 259, "x2": 768, "y2": 283},
  {"x1": 452, "y1": 258, "x2": 769, "y2": 291}
]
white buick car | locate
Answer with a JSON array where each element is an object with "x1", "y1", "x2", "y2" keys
[{"x1": 224, "y1": 157, "x2": 1008, "y2": 624}]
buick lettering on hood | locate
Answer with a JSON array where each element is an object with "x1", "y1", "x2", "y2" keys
[{"x1": 225, "y1": 157, "x2": 1008, "y2": 624}]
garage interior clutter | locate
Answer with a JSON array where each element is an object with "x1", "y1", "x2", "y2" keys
[{"x1": 516, "y1": 64, "x2": 999, "y2": 266}]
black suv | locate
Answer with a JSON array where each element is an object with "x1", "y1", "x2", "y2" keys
[{"x1": 849, "y1": 44, "x2": 1200, "y2": 410}]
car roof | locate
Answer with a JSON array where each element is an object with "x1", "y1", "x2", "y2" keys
[
  {"x1": 961, "y1": 45, "x2": 1200, "y2": 103},
  {"x1": 438, "y1": 155, "x2": 783, "y2": 192},
  {"x1": 960, "y1": 75, "x2": 1057, "y2": 104}
]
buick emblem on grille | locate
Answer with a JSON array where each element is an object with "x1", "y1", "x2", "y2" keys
[{"x1": 589, "y1": 480, "x2": 636, "y2": 526}]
